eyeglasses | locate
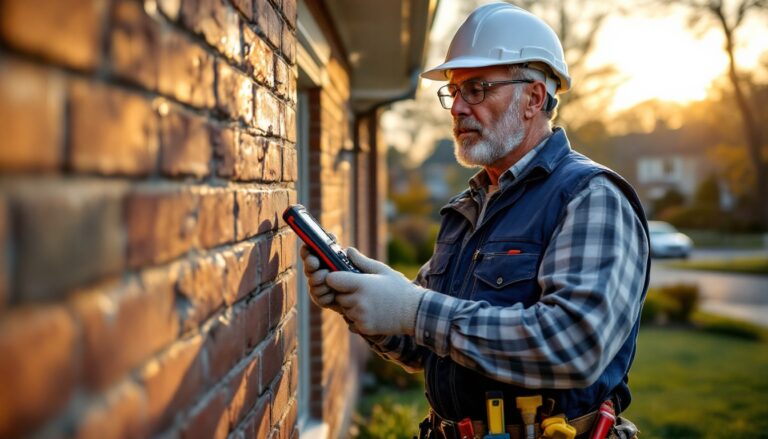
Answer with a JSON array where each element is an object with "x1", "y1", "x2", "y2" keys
[{"x1": 437, "y1": 79, "x2": 534, "y2": 109}]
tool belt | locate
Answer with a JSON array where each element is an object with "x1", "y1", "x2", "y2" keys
[{"x1": 420, "y1": 410, "x2": 638, "y2": 439}]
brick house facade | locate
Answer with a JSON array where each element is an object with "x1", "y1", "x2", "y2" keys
[{"x1": 0, "y1": 0, "x2": 435, "y2": 438}]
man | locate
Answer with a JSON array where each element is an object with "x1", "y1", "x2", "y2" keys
[{"x1": 302, "y1": 4, "x2": 649, "y2": 439}]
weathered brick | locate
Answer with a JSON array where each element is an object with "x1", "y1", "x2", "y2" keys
[
  {"x1": 160, "y1": 108, "x2": 212, "y2": 178},
  {"x1": 12, "y1": 179, "x2": 126, "y2": 302},
  {"x1": 244, "y1": 289, "x2": 269, "y2": 349},
  {"x1": 258, "y1": 234, "x2": 281, "y2": 284},
  {"x1": 280, "y1": 232, "x2": 296, "y2": 273},
  {"x1": 181, "y1": 389, "x2": 229, "y2": 439},
  {"x1": 140, "y1": 335, "x2": 206, "y2": 434},
  {"x1": 243, "y1": 26, "x2": 274, "y2": 88},
  {"x1": 236, "y1": 241, "x2": 262, "y2": 299},
  {"x1": 176, "y1": 255, "x2": 227, "y2": 331},
  {"x1": 231, "y1": 0, "x2": 253, "y2": 21},
  {"x1": 268, "y1": 281, "x2": 286, "y2": 331},
  {"x1": 71, "y1": 267, "x2": 180, "y2": 390},
  {"x1": 226, "y1": 357, "x2": 260, "y2": 429},
  {"x1": 74, "y1": 382, "x2": 147, "y2": 439},
  {"x1": 263, "y1": 138, "x2": 283, "y2": 181},
  {"x1": 216, "y1": 61, "x2": 253, "y2": 124},
  {"x1": 259, "y1": 333, "x2": 283, "y2": 394},
  {"x1": 125, "y1": 185, "x2": 199, "y2": 267},
  {"x1": 0, "y1": 0, "x2": 105, "y2": 70},
  {"x1": 69, "y1": 81, "x2": 159, "y2": 175},
  {"x1": 0, "y1": 305, "x2": 78, "y2": 439},
  {"x1": 283, "y1": 275, "x2": 297, "y2": 314},
  {"x1": 281, "y1": 30, "x2": 296, "y2": 66},
  {"x1": 197, "y1": 188, "x2": 235, "y2": 248},
  {"x1": 181, "y1": 0, "x2": 241, "y2": 62},
  {"x1": 240, "y1": 134, "x2": 281, "y2": 182},
  {"x1": 287, "y1": 352, "x2": 298, "y2": 395},
  {"x1": 219, "y1": 241, "x2": 260, "y2": 304},
  {"x1": 281, "y1": 310, "x2": 298, "y2": 357},
  {"x1": 275, "y1": 57, "x2": 289, "y2": 99},
  {"x1": 270, "y1": 370, "x2": 290, "y2": 429},
  {"x1": 254, "y1": 0, "x2": 281, "y2": 48},
  {"x1": 284, "y1": 105, "x2": 296, "y2": 142},
  {"x1": 204, "y1": 308, "x2": 245, "y2": 384},
  {"x1": 274, "y1": 398, "x2": 298, "y2": 439},
  {"x1": 159, "y1": 30, "x2": 216, "y2": 109},
  {"x1": 110, "y1": 0, "x2": 161, "y2": 90},
  {"x1": 217, "y1": 131, "x2": 283, "y2": 182},
  {"x1": 212, "y1": 126, "x2": 237, "y2": 178},
  {"x1": 282, "y1": 146, "x2": 297, "y2": 181},
  {"x1": 282, "y1": 0, "x2": 297, "y2": 30},
  {"x1": 254, "y1": 87, "x2": 280, "y2": 136},
  {"x1": 0, "y1": 199, "x2": 5, "y2": 310},
  {"x1": 241, "y1": 394, "x2": 270, "y2": 439},
  {"x1": 236, "y1": 189, "x2": 270, "y2": 240},
  {"x1": 0, "y1": 58, "x2": 65, "y2": 171},
  {"x1": 158, "y1": 0, "x2": 182, "y2": 20}
]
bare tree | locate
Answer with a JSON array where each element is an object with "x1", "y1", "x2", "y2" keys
[
  {"x1": 660, "y1": 0, "x2": 767, "y2": 225},
  {"x1": 510, "y1": 0, "x2": 626, "y2": 127}
]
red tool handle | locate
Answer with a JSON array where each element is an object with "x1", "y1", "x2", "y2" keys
[
  {"x1": 589, "y1": 400, "x2": 616, "y2": 439},
  {"x1": 457, "y1": 417, "x2": 475, "y2": 439}
]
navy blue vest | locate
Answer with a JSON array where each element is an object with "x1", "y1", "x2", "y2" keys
[{"x1": 422, "y1": 129, "x2": 650, "y2": 423}]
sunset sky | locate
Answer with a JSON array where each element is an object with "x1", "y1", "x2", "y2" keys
[{"x1": 588, "y1": 10, "x2": 767, "y2": 113}]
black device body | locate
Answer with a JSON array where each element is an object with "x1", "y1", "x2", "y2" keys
[{"x1": 282, "y1": 204, "x2": 360, "y2": 273}]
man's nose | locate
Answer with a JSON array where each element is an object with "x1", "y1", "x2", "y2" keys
[{"x1": 450, "y1": 93, "x2": 471, "y2": 117}]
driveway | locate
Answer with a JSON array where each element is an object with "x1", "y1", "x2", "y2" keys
[{"x1": 649, "y1": 249, "x2": 768, "y2": 327}]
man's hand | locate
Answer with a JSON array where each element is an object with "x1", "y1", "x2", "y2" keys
[
  {"x1": 326, "y1": 248, "x2": 424, "y2": 336},
  {"x1": 300, "y1": 245, "x2": 344, "y2": 314}
]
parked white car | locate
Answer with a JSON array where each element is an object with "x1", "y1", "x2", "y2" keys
[{"x1": 648, "y1": 221, "x2": 694, "y2": 258}]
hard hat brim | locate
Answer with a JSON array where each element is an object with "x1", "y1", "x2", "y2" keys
[{"x1": 421, "y1": 57, "x2": 571, "y2": 93}]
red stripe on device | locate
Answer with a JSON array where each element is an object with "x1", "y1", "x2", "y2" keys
[{"x1": 288, "y1": 215, "x2": 339, "y2": 271}]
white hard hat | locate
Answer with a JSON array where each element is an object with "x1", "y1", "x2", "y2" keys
[{"x1": 422, "y1": 3, "x2": 571, "y2": 95}]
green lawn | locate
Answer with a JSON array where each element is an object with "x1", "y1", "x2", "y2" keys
[
  {"x1": 355, "y1": 327, "x2": 768, "y2": 439},
  {"x1": 665, "y1": 256, "x2": 768, "y2": 275},
  {"x1": 623, "y1": 327, "x2": 768, "y2": 439}
]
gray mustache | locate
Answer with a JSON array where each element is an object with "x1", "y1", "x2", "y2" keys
[{"x1": 453, "y1": 117, "x2": 482, "y2": 135}]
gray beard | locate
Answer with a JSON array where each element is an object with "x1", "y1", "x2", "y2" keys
[{"x1": 452, "y1": 94, "x2": 525, "y2": 168}]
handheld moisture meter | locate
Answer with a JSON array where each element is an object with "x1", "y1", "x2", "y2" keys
[{"x1": 282, "y1": 204, "x2": 360, "y2": 273}]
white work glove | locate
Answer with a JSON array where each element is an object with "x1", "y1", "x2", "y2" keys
[
  {"x1": 326, "y1": 248, "x2": 425, "y2": 336},
  {"x1": 300, "y1": 245, "x2": 344, "y2": 315}
]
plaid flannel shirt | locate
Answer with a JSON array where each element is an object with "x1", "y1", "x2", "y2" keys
[{"x1": 366, "y1": 140, "x2": 650, "y2": 389}]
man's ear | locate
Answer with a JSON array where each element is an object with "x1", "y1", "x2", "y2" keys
[{"x1": 524, "y1": 82, "x2": 548, "y2": 119}]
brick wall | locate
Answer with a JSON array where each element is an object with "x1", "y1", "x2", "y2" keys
[
  {"x1": 303, "y1": 49, "x2": 366, "y2": 439},
  {"x1": 0, "y1": 0, "x2": 303, "y2": 437}
]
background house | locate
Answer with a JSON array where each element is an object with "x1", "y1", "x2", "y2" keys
[{"x1": 0, "y1": 0, "x2": 436, "y2": 438}]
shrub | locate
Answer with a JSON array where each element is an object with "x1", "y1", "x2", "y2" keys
[
  {"x1": 661, "y1": 283, "x2": 700, "y2": 322},
  {"x1": 353, "y1": 399, "x2": 424, "y2": 439},
  {"x1": 641, "y1": 284, "x2": 700, "y2": 325},
  {"x1": 692, "y1": 312, "x2": 766, "y2": 341},
  {"x1": 365, "y1": 354, "x2": 424, "y2": 390},
  {"x1": 387, "y1": 237, "x2": 417, "y2": 266},
  {"x1": 641, "y1": 289, "x2": 680, "y2": 325}
]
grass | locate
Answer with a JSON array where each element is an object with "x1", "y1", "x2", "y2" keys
[
  {"x1": 623, "y1": 327, "x2": 768, "y2": 439},
  {"x1": 665, "y1": 256, "x2": 768, "y2": 275},
  {"x1": 354, "y1": 327, "x2": 768, "y2": 439}
]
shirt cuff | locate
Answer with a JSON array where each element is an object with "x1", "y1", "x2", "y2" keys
[{"x1": 414, "y1": 289, "x2": 462, "y2": 357}]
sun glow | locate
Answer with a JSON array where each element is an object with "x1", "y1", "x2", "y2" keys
[{"x1": 588, "y1": 14, "x2": 767, "y2": 113}]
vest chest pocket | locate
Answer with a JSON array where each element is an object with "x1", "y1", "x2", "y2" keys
[
  {"x1": 472, "y1": 250, "x2": 540, "y2": 304},
  {"x1": 424, "y1": 249, "x2": 454, "y2": 292}
]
